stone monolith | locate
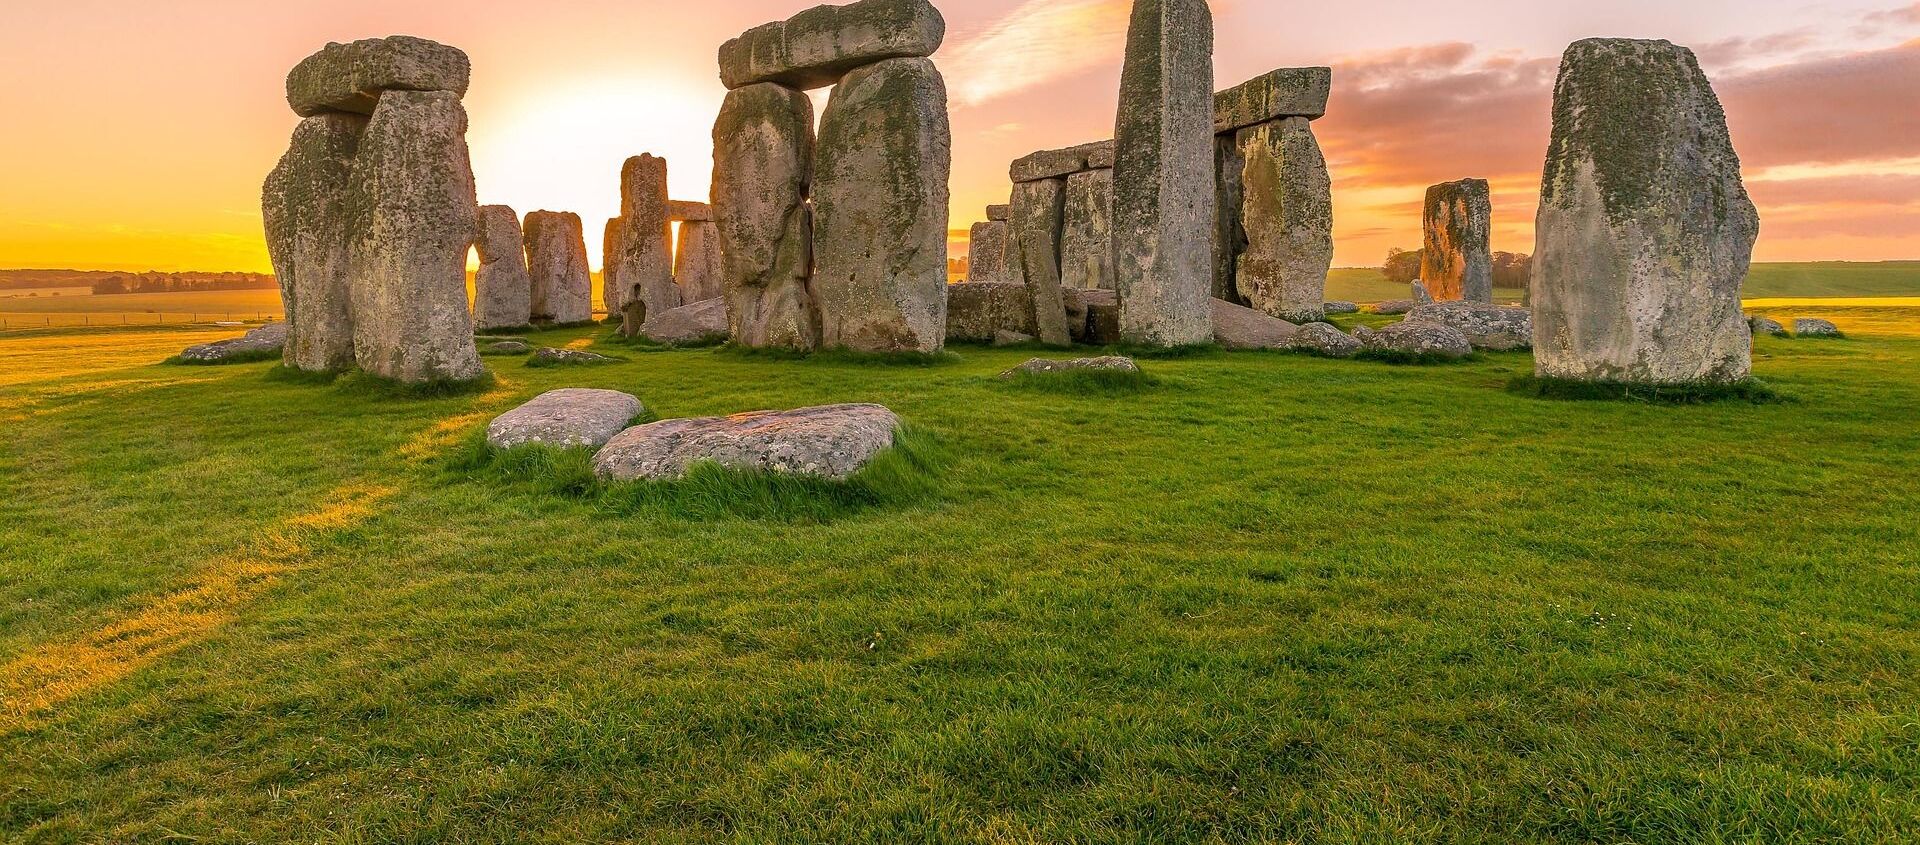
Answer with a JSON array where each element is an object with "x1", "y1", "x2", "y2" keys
[
  {"x1": 474, "y1": 205, "x2": 532, "y2": 331},
  {"x1": 1422, "y1": 179, "x2": 1493, "y2": 303},
  {"x1": 1062, "y1": 168, "x2": 1115, "y2": 291},
  {"x1": 1011, "y1": 178, "x2": 1071, "y2": 345},
  {"x1": 967, "y1": 221, "x2": 1013, "y2": 283},
  {"x1": 617, "y1": 155, "x2": 678, "y2": 328},
  {"x1": 1235, "y1": 117, "x2": 1332, "y2": 322},
  {"x1": 713, "y1": 82, "x2": 819, "y2": 350},
  {"x1": 524, "y1": 211, "x2": 593, "y2": 326},
  {"x1": 264, "y1": 112, "x2": 365, "y2": 373},
  {"x1": 675, "y1": 221, "x2": 724, "y2": 303}
]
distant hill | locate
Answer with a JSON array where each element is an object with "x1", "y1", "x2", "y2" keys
[{"x1": 0, "y1": 269, "x2": 277, "y2": 294}]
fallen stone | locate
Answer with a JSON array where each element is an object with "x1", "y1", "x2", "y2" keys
[
  {"x1": 1533, "y1": 38, "x2": 1758, "y2": 384},
  {"x1": 945, "y1": 282, "x2": 1037, "y2": 342},
  {"x1": 674, "y1": 220, "x2": 724, "y2": 303},
  {"x1": 1795, "y1": 318, "x2": 1842, "y2": 338},
  {"x1": 967, "y1": 221, "x2": 1014, "y2": 283},
  {"x1": 264, "y1": 112, "x2": 364, "y2": 373},
  {"x1": 812, "y1": 57, "x2": 951, "y2": 353},
  {"x1": 482, "y1": 340, "x2": 532, "y2": 355},
  {"x1": 524, "y1": 211, "x2": 594, "y2": 326},
  {"x1": 1747, "y1": 315, "x2": 1785, "y2": 336},
  {"x1": 1061, "y1": 168, "x2": 1115, "y2": 291},
  {"x1": 713, "y1": 83, "x2": 819, "y2": 350},
  {"x1": 474, "y1": 205, "x2": 532, "y2": 331},
  {"x1": 487, "y1": 388, "x2": 643, "y2": 450},
  {"x1": 1372, "y1": 299, "x2": 1420, "y2": 316},
  {"x1": 1010, "y1": 178, "x2": 1071, "y2": 346},
  {"x1": 179, "y1": 323, "x2": 289, "y2": 364},
  {"x1": 286, "y1": 36, "x2": 471, "y2": 117},
  {"x1": 594, "y1": 403, "x2": 902, "y2": 481},
  {"x1": 1002, "y1": 356, "x2": 1142, "y2": 378},
  {"x1": 1422, "y1": 179, "x2": 1494, "y2": 303},
  {"x1": 1234, "y1": 117, "x2": 1333, "y2": 322},
  {"x1": 994, "y1": 330, "x2": 1035, "y2": 347},
  {"x1": 1213, "y1": 298, "x2": 1301, "y2": 350},
  {"x1": 1213, "y1": 67, "x2": 1332, "y2": 133},
  {"x1": 1010, "y1": 141, "x2": 1115, "y2": 183},
  {"x1": 642, "y1": 297, "x2": 732, "y2": 346},
  {"x1": 1406, "y1": 301, "x2": 1532, "y2": 351},
  {"x1": 529, "y1": 347, "x2": 620, "y2": 367},
  {"x1": 1282, "y1": 322, "x2": 1361, "y2": 358},
  {"x1": 667, "y1": 200, "x2": 713, "y2": 222},
  {"x1": 1360, "y1": 320, "x2": 1473, "y2": 360},
  {"x1": 616, "y1": 155, "x2": 679, "y2": 326},
  {"x1": 719, "y1": 0, "x2": 945, "y2": 90},
  {"x1": 1324, "y1": 300, "x2": 1359, "y2": 314}
]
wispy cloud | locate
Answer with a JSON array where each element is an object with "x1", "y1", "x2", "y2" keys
[{"x1": 942, "y1": 0, "x2": 1131, "y2": 107}]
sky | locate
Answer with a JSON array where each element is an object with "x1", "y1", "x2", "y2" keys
[{"x1": 0, "y1": 0, "x2": 1916, "y2": 273}]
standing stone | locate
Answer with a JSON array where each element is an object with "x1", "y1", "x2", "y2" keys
[
  {"x1": 1010, "y1": 178, "x2": 1071, "y2": 346},
  {"x1": 348, "y1": 90, "x2": 484, "y2": 383},
  {"x1": 1235, "y1": 117, "x2": 1332, "y2": 322},
  {"x1": 967, "y1": 221, "x2": 1013, "y2": 283},
  {"x1": 264, "y1": 112, "x2": 364, "y2": 373},
  {"x1": 617, "y1": 155, "x2": 678, "y2": 327},
  {"x1": 718, "y1": 0, "x2": 946, "y2": 90},
  {"x1": 603, "y1": 217, "x2": 625, "y2": 316},
  {"x1": 713, "y1": 83, "x2": 819, "y2": 350},
  {"x1": 524, "y1": 211, "x2": 593, "y2": 326},
  {"x1": 1212, "y1": 133, "x2": 1246, "y2": 302},
  {"x1": 1422, "y1": 179, "x2": 1493, "y2": 303},
  {"x1": 473, "y1": 205, "x2": 532, "y2": 331},
  {"x1": 1061, "y1": 168, "x2": 1115, "y2": 290},
  {"x1": 813, "y1": 57, "x2": 950, "y2": 353},
  {"x1": 674, "y1": 221, "x2": 725, "y2": 303},
  {"x1": 1112, "y1": 0, "x2": 1215, "y2": 347},
  {"x1": 1533, "y1": 39, "x2": 1758, "y2": 384}
]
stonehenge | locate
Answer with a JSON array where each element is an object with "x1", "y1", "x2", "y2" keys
[
  {"x1": 473, "y1": 205, "x2": 532, "y2": 331},
  {"x1": 602, "y1": 218, "x2": 625, "y2": 316},
  {"x1": 1532, "y1": 38, "x2": 1758, "y2": 385},
  {"x1": 673, "y1": 207, "x2": 724, "y2": 304},
  {"x1": 1421, "y1": 179, "x2": 1494, "y2": 303},
  {"x1": 264, "y1": 35, "x2": 484, "y2": 384},
  {"x1": 714, "y1": 0, "x2": 950, "y2": 354},
  {"x1": 1231, "y1": 115, "x2": 1333, "y2": 322},
  {"x1": 524, "y1": 210, "x2": 593, "y2": 326},
  {"x1": 1009, "y1": 177, "x2": 1072, "y2": 345},
  {"x1": 610, "y1": 190, "x2": 722, "y2": 327},
  {"x1": 615, "y1": 154, "x2": 677, "y2": 329}
]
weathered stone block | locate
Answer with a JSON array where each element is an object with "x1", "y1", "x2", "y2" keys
[
  {"x1": 1011, "y1": 141, "x2": 1115, "y2": 183},
  {"x1": 1010, "y1": 178, "x2": 1071, "y2": 346},
  {"x1": 719, "y1": 0, "x2": 944, "y2": 90},
  {"x1": 1061, "y1": 168, "x2": 1115, "y2": 291},
  {"x1": 967, "y1": 221, "x2": 1013, "y2": 283},
  {"x1": 1234, "y1": 117, "x2": 1332, "y2": 323},
  {"x1": 945, "y1": 282, "x2": 1037, "y2": 342},
  {"x1": 286, "y1": 36, "x2": 471, "y2": 118},
  {"x1": 594, "y1": 404, "x2": 902, "y2": 481},
  {"x1": 674, "y1": 221, "x2": 724, "y2": 303},
  {"x1": 1213, "y1": 67, "x2": 1332, "y2": 133},
  {"x1": 524, "y1": 211, "x2": 593, "y2": 326},
  {"x1": 264, "y1": 112, "x2": 364, "y2": 373},
  {"x1": 488, "y1": 389, "x2": 643, "y2": 450},
  {"x1": 667, "y1": 200, "x2": 714, "y2": 222},
  {"x1": 603, "y1": 217, "x2": 625, "y2": 315},
  {"x1": 474, "y1": 205, "x2": 532, "y2": 331},
  {"x1": 1422, "y1": 179, "x2": 1494, "y2": 303},
  {"x1": 713, "y1": 83, "x2": 819, "y2": 350},
  {"x1": 986, "y1": 204, "x2": 1011, "y2": 222},
  {"x1": 617, "y1": 155, "x2": 678, "y2": 325}
]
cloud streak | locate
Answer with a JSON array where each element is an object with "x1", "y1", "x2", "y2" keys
[{"x1": 942, "y1": 0, "x2": 1131, "y2": 108}]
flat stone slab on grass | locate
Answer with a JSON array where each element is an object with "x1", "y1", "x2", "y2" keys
[
  {"x1": 488, "y1": 389, "x2": 645, "y2": 450},
  {"x1": 1795, "y1": 318, "x2": 1842, "y2": 337},
  {"x1": 1002, "y1": 356, "x2": 1142, "y2": 378},
  {"x1": 1406, "y1": 301, "x2": 1533, "y2": 351},
  {"x1": 530, "y1": 347, "x2": 620, "y2": 367},
  {"x1": 594, "y1": 404, "x2": 902, "y2": 481},
  {"x1": 1360, "y1": 320, "x2": 1473, "y2": 360},
  {"x1": 1282, "y1": 322, "x2": 1361, "y2": 358},
  {"x1": 1748, "y1": 315, "x2": 1786, "y2": 336},
  {"x1": 178, "y1": 323, "x2": 288, "y2": 364}
]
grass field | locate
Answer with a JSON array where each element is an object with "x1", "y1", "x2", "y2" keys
[{"x1": 2, "y1": 300, "x2": 1917, "y2": 842}]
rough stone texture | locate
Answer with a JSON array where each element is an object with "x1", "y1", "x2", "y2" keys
[
  {"x1": 617, "y1": 155, "x2": 679, "y2": 325},
  {"x1": 1062, "y1": 286, "x2": 1096, "y2": 343},
  {"x1": 1061, "y1": 168, "x2": 1115, "y2": 291},
  {"x1": 487, "y1": 388, "x2": 643, "y2": 450},
  {"x1": 1422, "y1": 179, "x2": 1494, "y2": 303},
  {"x1": 1747, "y1": 315, "x2": 1786, "y2": 336},
  {"x1": 675, "y1": 221, "x2": 725, "y2": 303},
  {"x1": 1282, "y1": 322, "x2": 1361, "y2": 357},
  {"x1": 179, "y1": 323, "x2": 289, "y2": 364},
  {"x1": 813, "y1": 57, "x2": 951, "y2": 353},
  {"x1": 1795, "y1": 318, "x2": 1842, "y2": 337},
  {"x1": 603, "y1": 217, "x2": 626, "y2": 316},
  {"x1": 642, "y1": 297, "x2": 731, "y2": 346},
  {"x1": 1213, "y1": 67, "x2": 1333, "y2": 133},
  {"x1": 1212, "y1": 298, "x2": 1300, "y2": 350},
  {"x1": 667, "y1": 200, "x2": 714, "y2": 222},
  {"x1": 986, "y1": 204, "x2": 1011, "y2": 222},
  {"x1": 719, "y1": 0, "x2": 945, "y2": 90},
  {"x1": 1407, "y1": 301, "x2": 1533, "y2": 351},
  {"x1": 994, "y1": 330, "x2": 1035, "y2": 347},
  {"x1": 473, "y1": 205, "x2": 532, "y2": 331},
  {"x1": 1412, "y1": 280, "x2": 1434, "y2": 303},
  {"x1": 1112, "y1": 0, "x2": 1216, "y2": 347},
  {"x1": 286, "y1": 36, "x2": 471, "y2": 118},
  {"x1": 529, "y1": 347, "x2": 619, "y2": 367},
  {"x1": 1361, "y1": 320, "x2": 1473, "y2": 359},
  {"x1": 1010, "y1": 178, "x2": 1071, "y2": 346},
  {"x1": 264, "y1": 112, "x2": 364, "y2": 373},
  {"x1": 1003, "y1": 356, "x2": 1142, "y2": 378},
  {"x1": 483, "y1": 340, "x2": 531, "y2": 355},
  {"x1": 1011, "y1": 141, "x2": 1115, "y2": 183},
  {"x1": 524, "y1": 211, "x2": 593, "y2": 325},
  {"x1": 966, "y1": 221, "x2": 1014, "y2": 283},
  {"x1": 1324, "y1": 300, "x2": 1359, "y2": 314},
  {"x1": 714, "y1": 83, "x2": 819, "y2": 350},
  {"x1": 594, "y1": 404, "x2": 902, "y2": 481},
  {"x1": 1534, "y1": 39, "x2": 1758, "y2": 384},
  {"x1": 945, "y1": 282, "x2": 1037, "y2": 342},
  {"x1": 348, "y1": 90, "x2": 484, "y2": 384},
  {"x1": 1234, "y1": 117, "x2": 1332, "y2": 322},
  {"x1": 1372, "y1": 299, "x2": 1419, "y2": 316}
]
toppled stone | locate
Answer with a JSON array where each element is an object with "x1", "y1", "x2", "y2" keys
[
  {"x1": 994, "y1": 330, "x2": 1035, "y2": 347},
  {"x1": 529, "y1": 347, "x2": 619, "y2": 367},
  {"x1": 1010, "y1": 178, "x2": 1071, "y2": 346},
  {"x1": 1795, "y1": 318, "x2": 1842, "y2": 338},
  {"x1": 524, "y1": 211, "x2": 594, "y2": 326},
  {"x1": 1372, "y1": 299, "x2": 1420, "y2": 316},
  {"x1": 967, "y1": 221, "x2": 1014, "y2": 283},
  {"x1": 1747, "y1": 315, "x2": 1785, "y2": 336},
  {"x1": 1406, "y1": 301, "x2": 1533, "y2": 351},
  {"x1": 674, "y1": 220, "x2": 724, "y2": 303},
  {"x1": 719, "y1": 0, "x2": 945, "y2": 90},
  {"x1": 713, "y1": 83, "x2": 819, "y2": 350},
  {"x1": 1324, "y1": 300, "x2": 1359, "y2": 314},
  {"x1": 482, "y1": 340, "x2": 532, "y2": 355},
  {"x1": 642, "y1": 297, "x2": 731, "y2": 346},
  {"x1": 945, "y1": 282, "x2": 1037, "y2": 342},
  {"x1": 286, "y1": 36, "x2": 471, "y2": 117},
  {"x1": 1213, "y1": 67, "x2": 1332, "y2": 133},
  {"x1": 594, "y1": 403, "x2": 902, "y2": 481},
  {"x1": 1213, "y1": 298, "x2": 1301, "y2": 350},
  {"x1": 264, "y1": 112, "x2": 364, "y2": 373},
  {"x1": 667, "y1": 200, "x2": 713, "y2": 222},
  {"x1": 616, "y1": 155, "x2": 679, "y2": 327},
  {"x1": 1422, "y1": 179, "x2": 1494, "y2": 303},
  {"x1": 1360, "y1": 320, "x2": 1473, "y2": 360},
  {"x1": 488, "y1": 389, "x2": 643, "y2": 450},
  {"x1": 1061, "y1": 168, "x2": 1115, "y2": 291},
  {"x1": 1283, "y1": 322, "x2": 1362, "y2": 358},
  {"x1": 179, "y1": 323, "x2": 289, "y2": 364},
  {"x1": 1234, "y1": 117, "x2": 1332, "y2": 322},
  {"x1": 474, "y1": 205, "x2": 532, "y2": 331},
  {"x1": 1010, "y1": 141, "x2": 1115, "y2": 183},
  {"x1": 1002, "y1": 356, "x2": 1142, "y2": 378}
]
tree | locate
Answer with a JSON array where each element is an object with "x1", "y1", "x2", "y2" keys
[{"x1": 1382, "y1": 247, "x2": 1423, "y2": 284}]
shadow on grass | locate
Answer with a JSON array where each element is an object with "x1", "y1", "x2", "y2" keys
[
  {"x1": 1508, "y1": 375, "x2": 1786, "y2": 405},
  {"x1": 163, "y1": 348, "x2": 284, "y2": 367},
  {"x1": 1352, "y1": 349, "x2": 1481, "y2": 366},
  {"x1": 594, "y1": 329, "x2": 730, "y2": 354},
  {"x1": 264, "y1": 365, "x2": 495, "y2": 399},
  {"x1": 444, "y1": 425, "x2": 949, "y2": 523},
  {"x1": 1000, "y1": 367, "x2": 1162, "y2": 396}
]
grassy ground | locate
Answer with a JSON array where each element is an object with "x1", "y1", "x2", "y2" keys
[{"x1": 2, "y1": 306, "x2": 1918, "y2": 843}]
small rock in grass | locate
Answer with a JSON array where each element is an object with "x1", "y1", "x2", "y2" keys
[
  {"x1": 482, "y1": 340, "x2": 532, "y2": 355},
  {"x1": 1794, "y1": 318, "x2": 1842, "y2": 338},
  {"x1": 1360, "y1": 320, "x2": 1472, "y2": 359},
  {"x1": 488, "y1": 388, "x2": 644, "y2": 450},
  {"x1": 178, "y1": 322, "x2": 288, "y2": 363},
  {"x1": 1371, "y1": 299, "x2": 1420, "y2": 316},
  {"x1": 1747, "y1": 315, "x2": 1786, "y2": 336},
  {"x1": 530, "y1": 347, "x2": 619, "y2": 367},
  {"x1": 993, "y1": 330, "x2": 1035, "y2": 347},
  {"x1": 593, "y1": 403, "x2": 902, "y2": 481},
  {"x1": 1323, "y1": 300, "x2": 1359, "y2": 315},
  {"x1": 1002, "y1": 356, "x2": 1142, "y2": 378},
  {"x1": 1405, "y1": 301, "x2": 1532, "y2": 351},
  {"x1": 1283, "y1": 322, "x2": 1361, "y2": 358}
]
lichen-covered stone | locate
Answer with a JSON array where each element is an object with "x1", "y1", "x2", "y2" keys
[
  {"x1": 1282, "y1": 322, "x2": 1361, "y2": 358},
  {"x1": 1747, "y1": 314, "x2": 1785, "y2": 336},
  {"x1": 718, "y1": 0, "x2": 945, "y2": 90},
  {"x1": 1212, "y1": 298, "x2": 1300, "y2": 350},
  {"x1": 1372, "y1": 299, "x2": 1420, "y2": 316},
  {"x1": 348, "y1": 90, "x2": 484, "y2": 384},
  {"x1": 1113, "y1": 0, "x2": 1215, "y2": 347},
  {"x1": 264, "y1": 112, "x2": 364, "y2": 373},
  {"x1": 1421, "y1": 179, "x2": 1494, "y2": 303},
  {"x1": 178, "y1": 323, "x2": 289, "y2": 364},
  {"x1": 617, "y1": 155, "x2": 679, "y2": 325},
  {"x1": 1794, "y1": 318, "x2": 1841, "y2": 338},
  {"x1": 674, "y1": 221, "x2": 724, "y2": 303},
  {"x1": 1212, "y1": 133, "x2": 1246, "y2": 302},
  {"x1": 667, "y1": 200, "x2": 714, "y2": 222},
  {"x1": 945, "y1": 282, "x2": 1037, "y2": 342},
  {"x1": 1010, "y1": 178, "x2": 1071, "y2": 346},
  {"x1": 1412, "y1": 280, "x2": 1434, "y2": 303},
  {"x1": 488, "y1": 388, "x2": 643, "y2": 450},
  {"x1": 967, "y1": 221, "x2": 1013, "y2": 283},
  {"x1": 1407, "y1": 301, "x2": 1532, "y2": 351},
  {"x1": 986, "y1": 204, "x2": 1011, "y2": 222},
  {"x1": 1061, "y1": 168, "x2": 1115, "y2": 291},
  {"x1": 1213, "y1": 67, "x2": 1332, "y2": 133},
  {"x1": 529, "y1": 347, "x2": 619, "y2": 367},
  {"x1": 1234, "y1": 117, "x2": 1331, "y2": 323},
  {"x1": 1534, "y1": 38, "x2": 1758, "y2": 384},
  {"x1": 713, "y1": 83, "x2": 819, "y2": 350},
  {"x1": 641, "y1": 297, "x2": 731, "y2": 346},
  {"x1": 286, "y1": 36, "x2": 470, "y2": 118},
  {"x1": 524, "y1": 211, "x2": 593, "y2": 326},
  {"x1": 1361, "y1": 320, "x2": 1473, "y2": 359},
  {"x1": 594, "y1": 404, "x2": 902, "y2": 481},
  {"x1": 1002, "y1": 356, "x2": 1141, "y2": 378},
  {"x1": 474, "y1": 205, "x2": 532, "y2": 331},
  {"x1": 812, "y1": 57, "x2": 950, "y2": 353},
  {"x1": 602, "y1": 217, "x2": 625, "y2": 315},
  {"x1": 1324, "y1": 300, "x2": 1359, "y2": 314},
  {"x1": 1010, "y1": 141, "x2": 1114, "y2": 183}
]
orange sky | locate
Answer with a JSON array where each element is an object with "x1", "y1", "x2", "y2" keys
[{"x1": 0, "y1": 0, "x2": 1916, "y2": 273}]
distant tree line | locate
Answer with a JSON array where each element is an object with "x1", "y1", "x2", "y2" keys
[
  {"x1": 89, "y1": 272, "x2": 277, "y2": 295},
  {"x1": 1382, "y1": 248, "x2": 1533, "y2": 290}
]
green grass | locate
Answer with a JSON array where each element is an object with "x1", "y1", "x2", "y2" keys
[
  {"x1": 163, "y1": 347, "x2": 284, "y2": 367},
  {"x1": 1000, "y1": 366, "x2": 1162, "y2": 396},
  {"x1": 1509, "y1": 375, "x2": 1785, "y2": 405},
  {"x1": 3, "y1": 311, "x2": 1919, "y2": 842}
]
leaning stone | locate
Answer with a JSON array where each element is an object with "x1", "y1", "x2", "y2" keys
[
  {"x1": 617, "y1": 155, "x2": 679, "y2": 327},
  {"x1": 994, "y1": 330, "x2": 1035, "y2": 347},
  {"x1": 474, "y1": 205, "x2": 532, "y2": 331},
  {"x1": 1282, "y1": 322, "x2": 1361, "y2": 358},
  {"x1": 714, "y1": 83, "x2": 819, "y2": 350},
  {"x1": 1360, "y1": 320, "x2": 1473, "y2": 360},
  {"x1": 1061, "y1": 168, "x2": 1115, "y2": 291},
  {"x1": 967, "y1": 221, "x2": 1014, "y2": 283},
  {"x1": 812, "y1": 57, "x2": 951, "y2": 353},
  {"x1": 487, "y1": 388, "x2": 643, "y2": 450},
  {"x1": 674, "y1": 221, "x2": 724, "y2": 304},
  {"x1": 667, "y1": 200, "x2": 713, "y2": 222},
  {"x1": 179, "y1": 323, "x2": 289, "y2": 364},
  {"x1": 1534, "y1": 38, "x2": 1758, "y2": 384},
  {"x1": 1422, "y1": 179, "x2": 1494, "y2": 303},
  {"x1": 264, "y1": 112, "x2": 364, "y2": 373},
  {"x1": 1372, "y1": 299, "x2": 1420, "y2": 316},
  {"x1": 348, "y1": 90, "x2": 484, "y2": 384},
  {"x1": 1407, "y1": 301, "x2": 1532, "y2": 351},
  {"x1": 642, "y1": 297, "x2": 731, "y2": 346},
  {"x1": 986, "y1": 204, "x2": 1011, "y2": 222},
  {"x1": 1794, "y1": 318, "x2": 1842, "y2": 338},
  {"x1": 1213, "y1": 298, "x2": 1300, "y2": 350},
  {"x1": 1010, "y1": 178, "x2": 1071, "y2": 346},
  {"x1": 1010, "y1": 141, "x2": 1115, "y2": 183},
  {"x1": 524, "y1": 211, "x2": 594, "y2": 326},
  {"x1": 603, "y1": 217, "x2": 626, "y2": 316},
  {"x1": 594, "y1": 404, "x2": 902, "y2": 481},
  {"x1": 719, "y1": 0, "x2": 945, "y2": 90},
  {"x1": 286, "y1": 36, "x2": 471, "y2": 117},
  {"x1": 1747, "y1": 315, "x2": 1785, "y2": 336},
  {"x1": 1412, "y1": 280, "x2": 1434, "y2": 303},
  {"x1": 1324, "y1": 300, "x2": 1359, "y2": 314},
  {"x1": 1002, "y1": 356, "x2": 1141, "y2": 378},
  {"x1": 1113, "y1": 0, "x2": 1216, "y2": 347},
  {"x1": 1213, "y1": 67, "x2": 1332, "y2": 133},
  {"x1": 1234, "y1": 117, "x2": 1332, "y2": 322},
  {"x1": 945, "y1": 282, "x2": 1037, "y2": 343},
  {"x1": 529, "y1": 347, "x2": 619, "y2": 367}
]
